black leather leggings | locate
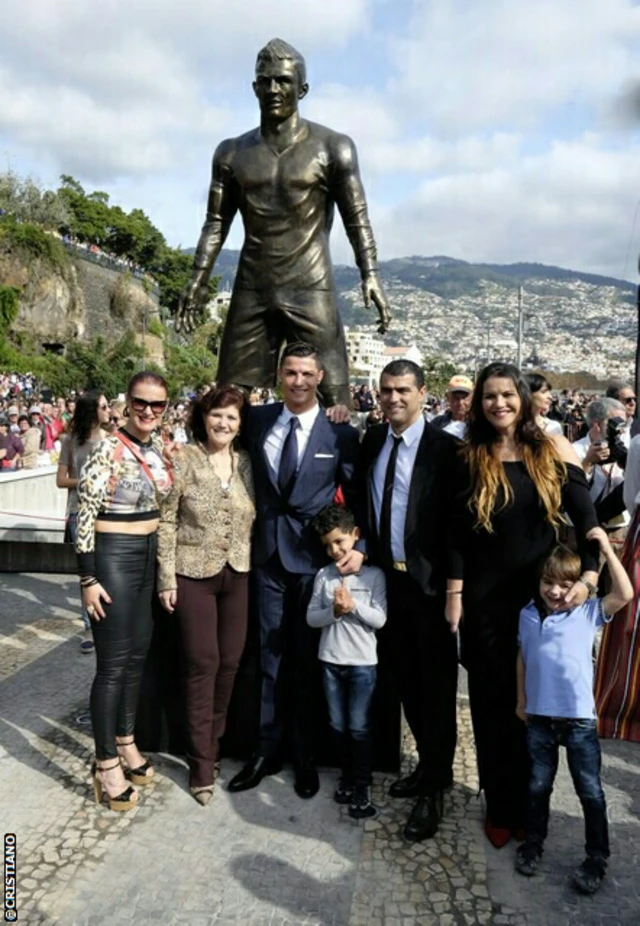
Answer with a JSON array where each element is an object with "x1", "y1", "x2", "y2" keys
[{"x1": 90, "y1": 532, "x2": 157, "y2": 760}]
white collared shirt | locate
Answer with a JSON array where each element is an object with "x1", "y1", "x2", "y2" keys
[
  {"x1": 264, "y1": 403, "x2": 321, "y2": 475},
  {"x1": 371, "y1": 416, "x2": 425, "y2": 562}
]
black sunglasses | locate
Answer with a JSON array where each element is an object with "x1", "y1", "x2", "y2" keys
[
  {"x1": 130, "y1": 396, "x2": 168, "y2": 415},
  {"x1": 623, "y1": 396, "x2": 637, "y2": 404}
]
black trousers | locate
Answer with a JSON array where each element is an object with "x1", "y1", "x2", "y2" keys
[
  {"x1": 384, "y1": 570, "x2": 458, "y2": 795},
  {"x1": 462, "y1": 606, "x2": 530, "y2": 829},
  {"x1": 91, "y1": 532, "x2": 157, "y2": 760},
  {"x1": 255, "y1": 552, "x2": 319, "y2": 761}
]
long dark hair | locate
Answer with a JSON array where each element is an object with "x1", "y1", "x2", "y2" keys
[
  {"x1": 464, "y1": 362, "x2": 566, "y2": 532},
  {"x1": 69, "y1": 391, "x2": 104, "y2": 446},
  {"x1": 525, "y1": 372, "x2": 552, "y2": 395}
]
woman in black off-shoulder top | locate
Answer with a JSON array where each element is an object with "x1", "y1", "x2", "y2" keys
[{"x1": 446, "y1": 363, "x2": 599, "y2": 849}]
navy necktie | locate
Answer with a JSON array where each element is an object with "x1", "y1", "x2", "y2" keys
[
  {"x1": 278, "y1": 416, "x2": 301, "y2": 496},
  {"x1": 379, "y1": 435, "x2": 403, "y2": 566}
]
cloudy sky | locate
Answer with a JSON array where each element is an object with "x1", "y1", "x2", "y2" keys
[{"x1": 2, "y1": 0, "x2": 640, "y2": 278}]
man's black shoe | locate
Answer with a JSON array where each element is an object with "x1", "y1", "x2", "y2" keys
[
  {"x1": 227, "y1": 755, "x2": 282, "y2": 793},
  {"x1": 403, "y1": 793, "x2": 443, "y2": 842},
  {"x1": 294, "y1": 759, "x2": 319, "y2": 799},
  {"x1": 572, "y1": 857, "x2": 606, "y2": 894},
  {"x1": 515, "y1": 841, "x2": 542, "y2": 877},
  {"x1": 389, "y1": 764, "x2": 426, "y2": 798}
]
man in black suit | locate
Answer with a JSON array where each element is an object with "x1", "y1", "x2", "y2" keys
[
  {"x1": 356, "y1": 359, "x2": 459, "y2": 840},
  {"x1": 228, "y1": 342, "x2": 362, "y2": 797}
]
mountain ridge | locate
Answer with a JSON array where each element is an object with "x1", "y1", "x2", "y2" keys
[{"x1": 185, "y1": 249, "x2": 636, "y2": 377}]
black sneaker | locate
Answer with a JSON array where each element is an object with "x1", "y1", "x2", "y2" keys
[
  {"x1": 515, "y1": 841, "x2": 542, "y2": 877},
  {"x1": 572, "y1": 857, "x2": 606, "y2": 894},
  {"x1": 80, "y1": 638, "x2": 95, "y2": 654},
  {"x1": 334, "y1": 778, "x2": 353, "y2": 805},
  {"x1": 349, "y1": 785, "x2": 376, "y2": 820}
]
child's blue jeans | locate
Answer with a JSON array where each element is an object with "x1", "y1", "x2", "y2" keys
[
  {"x1": 525, "y1": 716, "x2": 609, "y2": 860},
  {"x1": 322, "y1": 662, "x2": 376, "y2": 787}
]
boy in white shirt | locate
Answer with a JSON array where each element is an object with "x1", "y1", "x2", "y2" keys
[{"x1": 307, "y1": 504, "x2": 386, "y2": 819}]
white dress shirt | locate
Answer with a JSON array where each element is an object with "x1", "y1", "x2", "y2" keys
[
  {"x1": 371, "y1": 416, "x2": 425, "y2": 562},
  {"x1": 264, "y1": 403, "x2": 321, "y2": 475}
]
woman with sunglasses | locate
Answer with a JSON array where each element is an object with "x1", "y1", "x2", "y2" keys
[
  {"x1": 57, "y1": 391, "x2": 111, "y2": 653},
  {"x1": 76, "y1": 372, "x2": 173, "y2": 811}
]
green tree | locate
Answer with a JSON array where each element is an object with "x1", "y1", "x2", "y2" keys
[
  {"x1": 422, "y1": 355, "x2": 459, "y2": 395},
  {"x1": 0, "y1": 171, "x2": 70, "y2": 229}
]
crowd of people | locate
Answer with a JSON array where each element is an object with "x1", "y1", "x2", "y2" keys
[{"x1": 4, "y1": 351, "x2": 640, "y2": 899}]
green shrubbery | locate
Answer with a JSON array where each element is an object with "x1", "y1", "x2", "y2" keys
[{"x1": 0, "y1": 218, "x2": 70, "y2": 274}]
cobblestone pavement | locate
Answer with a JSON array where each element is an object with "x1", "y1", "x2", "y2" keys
[{"x1": 1, "y1": 573, "x2": 639, "y2": 925}]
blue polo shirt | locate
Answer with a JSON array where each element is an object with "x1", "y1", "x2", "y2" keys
[{"x1": 518, "y1": 598, "x2": 610, "y2": 720}]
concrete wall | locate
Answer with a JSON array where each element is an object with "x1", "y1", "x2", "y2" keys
[
  {"x1": 72, "y1": 257, "x2": 160, "y2": 341},
  {"x1": 0, "y1": 467, "x2": 76, "y2": 572},
  {"x1": 0, "y1": 466, "x2": 67, "y2": 542}
]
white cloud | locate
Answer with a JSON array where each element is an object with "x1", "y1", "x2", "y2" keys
[
  {"x1": 369, "y1": 135, "x2": 640, "y2": 278},
  {"x1": 1, "y1": 0, "x2": 640, "y2": 283},
  {"x1": 0, "y1": 0, "x2": 371, "y2": 178},
  {"x1": 388, "y1": 0, "x2": 640, "y2": 130}
]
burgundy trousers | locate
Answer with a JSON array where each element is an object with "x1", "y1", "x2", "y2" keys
[{"x1": 176, "y1": 567, "x2": 249, "y2": 787}]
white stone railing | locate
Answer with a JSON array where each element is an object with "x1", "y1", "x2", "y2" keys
[{"x1": 0, "y1": 466, "x2": 67, "y2": 543}]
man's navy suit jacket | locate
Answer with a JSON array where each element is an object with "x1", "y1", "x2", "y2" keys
[{"x1": 243, "y1": 404, "x2": 360, "y2": 575}]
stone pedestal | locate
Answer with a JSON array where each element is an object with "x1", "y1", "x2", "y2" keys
[{"x1": 136, "y1": 597, "x2": 401, "y2": 772}]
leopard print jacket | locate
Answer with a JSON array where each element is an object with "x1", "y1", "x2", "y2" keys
[{"x1": 76, "y1": 432, "x2": 172, "y2": 576}]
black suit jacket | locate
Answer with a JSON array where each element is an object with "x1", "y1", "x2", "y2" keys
[
  {"x1": 243, "y1": 403, "x2": 360, "y2": 575},
  {"x1": 356, "y1": 420, "x2": 460, "y2": 597}
]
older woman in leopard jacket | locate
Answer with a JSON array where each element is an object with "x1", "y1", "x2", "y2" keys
[{"x1": 157, "y1": 385, "x2": 255, "y2": 805}]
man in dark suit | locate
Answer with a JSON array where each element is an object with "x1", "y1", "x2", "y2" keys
[
  {"x1": 356, "y1": 359, "x2": 459, "y2": 840},
  {"x1": 228, "y1": 342, "x2": 362, "y2": 797}
]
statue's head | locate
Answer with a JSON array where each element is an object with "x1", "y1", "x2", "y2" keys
[{"x1": 254, "y1": 38, "x2": 308, "y2": 120}]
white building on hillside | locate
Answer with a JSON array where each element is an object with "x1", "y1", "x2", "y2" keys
[
  {"x1": 345, "y1": 327, "x2": 423, "y2": 385},
  {"x1": 383, "y1": 344, "x2": 423, "y2": 367},
  {"x1": 207, "y1": 285, "x2": 232, "y2": 322},
  {"x1": 344, "y1": 327, "x2": 387, "y2": 386}
]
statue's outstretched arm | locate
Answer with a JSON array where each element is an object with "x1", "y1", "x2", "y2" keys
[
  {"x1": 332, "y1": 137, "x2": 391, "y2": 334},
  {"x1": 176, "y1": 146, "x2": 239, "y2": 332}
]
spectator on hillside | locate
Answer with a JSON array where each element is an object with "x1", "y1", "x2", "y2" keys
[
  {"x1": 525, "y1": 373, "x2": 563, "y2": 436},
  {"x1": 28, "y1": 405, "x2": 45, "y2": 449},
  {"x1": 431, "y1": 375, "x2": 473, "y2": 438},
  {"x1": 7, "y1": 404, "x2": 20, "y2": 434},
  {"x1": 0, "y1": 415, "x2": 24, "y2": 470},
  {"x1": 572, "y1": 398, "x2": 629, "y2": 539},
  {"x1": 18, "y1": 414, "x2": 41, "y2": 469},
  {"x1": 605, "y1": 381, "x2": 635, "y2": 446},
  {"x1": 107, "y1": 401, "x2": 127, "y2": 434}
]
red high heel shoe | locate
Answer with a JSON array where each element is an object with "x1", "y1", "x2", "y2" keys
[{"x1": 485, "y1": 816, "x2": 512, "y2": 848}]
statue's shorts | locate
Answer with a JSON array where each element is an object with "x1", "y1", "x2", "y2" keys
[{"x1": 216, "y1": 286, "x2": 350, "y2": 406}]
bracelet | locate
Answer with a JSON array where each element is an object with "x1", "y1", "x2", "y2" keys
[
  {"x1": 80, "y1": 577, "x2": 98, "y2": 588},
  {"x1": 578, "y1": 576, "x2": 598, "y2": 598},
  {"x1": 446, "y1": 590, "x2": 462, "y2": 596}
]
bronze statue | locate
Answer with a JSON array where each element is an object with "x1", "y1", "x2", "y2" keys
[{"x1": 177, "y1": 38, "x2": 391, "y2": 405}]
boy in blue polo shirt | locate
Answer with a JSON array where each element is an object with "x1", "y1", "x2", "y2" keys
[{"x1": 515, "y1": 527, "x2": 633, "y2": 894}]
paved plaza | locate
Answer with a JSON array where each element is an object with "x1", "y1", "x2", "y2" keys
[{"x1": 1, "y1": 572, "x2": 639, "y2": 925}]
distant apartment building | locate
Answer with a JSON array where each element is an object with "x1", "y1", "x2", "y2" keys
[
  {"x1": 345, "y1": 327, "x2": 422, "y2": 385},
  {"x1": 207, "y1": 285, "x2": 232, "y2": 322}
]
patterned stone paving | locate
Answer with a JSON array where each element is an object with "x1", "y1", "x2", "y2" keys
[{"x1": 1, "y1": 573, "x2": 639, "y2": 924}]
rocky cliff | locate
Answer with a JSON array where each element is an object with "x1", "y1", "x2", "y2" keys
[{"x1": 0, "y1": 242, "x2": 162, "y2": 363}]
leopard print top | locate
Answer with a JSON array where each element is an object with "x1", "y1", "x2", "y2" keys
[{"x1": 76, "y1": 431, "x2": 172, "y2": 576}]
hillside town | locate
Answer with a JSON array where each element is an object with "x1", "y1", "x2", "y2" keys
[{"x1": 341, "y1": 275, "x2": 636, "y2": 381}]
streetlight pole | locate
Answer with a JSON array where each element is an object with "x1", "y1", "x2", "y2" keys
[
  {"x1": 516, "y1": 285, "x2": 524, "y2": 370},
  {"x1": 142, "y1": 304, "x2": 147, "y2": 370}
]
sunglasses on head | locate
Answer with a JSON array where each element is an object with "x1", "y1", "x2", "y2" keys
[{"x1": 130, "y1": 397, "x2": 168, "y2": 415}]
